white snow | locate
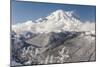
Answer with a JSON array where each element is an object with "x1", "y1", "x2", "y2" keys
[{"x1": 12, "y1": 9, "x2": 95, "y2": 33}]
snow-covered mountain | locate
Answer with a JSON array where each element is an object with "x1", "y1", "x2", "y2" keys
[
  {"x1": 11, "y1": 29, "x2": 96, "y2": 66},
  {"x1": 12, "y1": 9, "x2": 95, "y2": 33},
  {"x1": 11, "y1": 9, "x2": 96, "y2": 66}
]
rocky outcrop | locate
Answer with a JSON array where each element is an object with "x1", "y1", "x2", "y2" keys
[{"x1": 11, "y1": 31, "x2": 96, "y2": 66}]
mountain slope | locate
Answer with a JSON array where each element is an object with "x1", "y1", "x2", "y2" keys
[
  {"x1": 11, "y1": 31, "x2": 95, "y2": 66},
  {"x1": 11, "y1": 9, "x2": 96, "y2": 66},
  {"x1": 12, "y1": 9, "x2": 95, "y2": 33}
]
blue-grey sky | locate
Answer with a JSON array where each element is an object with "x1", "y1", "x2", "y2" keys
[{"x1": 11, "y1": 0, "x2": 96, "y2": 24}]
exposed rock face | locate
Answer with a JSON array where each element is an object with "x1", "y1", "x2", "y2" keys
[
  {"x1": 11, "y1": 31, "x2": 96, "y2": 66},
  {"x1": 11, "y1": 9, "x2": 95, "y2": 66}
]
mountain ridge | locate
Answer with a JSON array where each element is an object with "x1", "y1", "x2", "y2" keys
[
  {"x1": 11, "y1": 10, "x2": 96, "y2": 66},
  {"x1": 12, "y1": 9, "x2": 95, "y2": 33}
]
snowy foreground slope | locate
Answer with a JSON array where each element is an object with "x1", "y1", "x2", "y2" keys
[{"x1": 11, "y1": 10, "x2": 96, "y2": 66}]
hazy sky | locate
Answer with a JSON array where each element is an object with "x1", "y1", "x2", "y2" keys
[{"x1": 11, "y1": 0, "x2": 96, "y2": 24}]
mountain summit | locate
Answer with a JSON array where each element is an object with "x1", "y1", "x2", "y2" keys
[
  {"x1": 46, "y1": 9, "x2": 74, "y2": 21},
  {"x1": 11, "y1": 10, "x2": 96, "y2": 66},
  {"x1": 12, "y1": 9, "x2": 95, "y2": 33}
]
